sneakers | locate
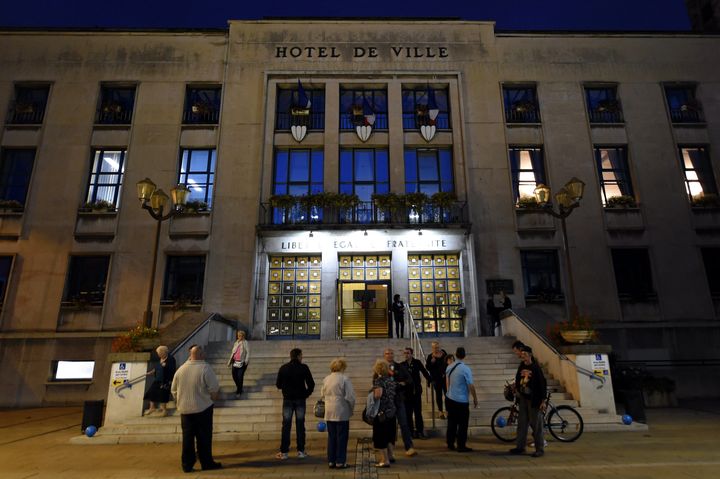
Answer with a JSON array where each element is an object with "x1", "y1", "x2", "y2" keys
[
  {"x1": 439, "y1": 412, "x2": 447, "y2": 419},
  {"x1": 275, "y1": 452, "x2": 288, "y2": 460},
  {"x1": 531, "y1": 451, "x2": 545, "y2": 458},
  {"x1": 297, "y1": 451, "x2": 308, "y2": 459},
  {"x1": 405, "y1": 448, "x2": 417, "y2": 457},
  {"x1": 530, "y1": 440, "x2": 549, "y2": 448},
  {"x1": 143, "y1": 408, "x2": 156, "y2": 417}
]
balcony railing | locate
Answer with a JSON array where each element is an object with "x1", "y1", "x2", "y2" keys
[
  {"x1": 339, "y1": 113, "x2": 389, "y2": 130},
  {"x1": 182, "y1": 108, "x2": 220, "y2": 125},
  {"x1": 6, "y1": 101, "x2": 46, "y2": 124},
  {"x1": 402, "y1": 113, "x2": 451, "y2": 130},
  {"x1": 276, "y1": 112, "x2": 325, "y2": 130},
  {"x1": 504, "y1": 107, "x2": 540, "y2": 124},
  {"x1": 258, "y1": 200, "x2": 469, "y2": 228},
  {"x1": 669, "y1": 107, "x2": 704, "y2": 123},
  {"x1": 588, "y1": 109, "x2": 624, "y2": 123},
  {"x1": 95, "y1": 107, "x2": 134, "y2": 125}
]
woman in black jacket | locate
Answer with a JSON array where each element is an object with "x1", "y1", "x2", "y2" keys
[{"x1": 509, "y1": 346, "x2": 547, "y2": 457}]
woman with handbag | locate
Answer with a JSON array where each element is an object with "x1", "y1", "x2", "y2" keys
[
  {"x1": 143, "y1": 345, "x2": 176, "y2": 417},
  {"x1": 227, "y1": 330, "x2": 250, "y2": 398},
  {"x1": 371, "y1": 359, "x2": 397, "y2": 468},
  {"x1": 320, "y1": 358, "x2": 356, "y2": 469}
]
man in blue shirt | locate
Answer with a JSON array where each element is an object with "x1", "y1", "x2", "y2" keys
[{"x1": 445, "y1": 347, "x2": 477, "y2": 452}]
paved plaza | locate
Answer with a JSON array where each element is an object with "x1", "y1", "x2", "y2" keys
[{"x1": 0, "y1": 402, "x2": 718, "y2": 479}]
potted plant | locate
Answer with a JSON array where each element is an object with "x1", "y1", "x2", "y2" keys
[
  {"x1": 182, "y1": 200, "x2": 209, "y2": 213},
  {"x1": 516, "y1": 195, "x2": 540, "y2": 209},
  {"x1": 372, "y1": 193, "x2": 402, "y2": 222},
  {"x1": 596, "y1": 99, "x2": 621, "y2": 113},
  {"x1": 110, "y1": 322, "x2": 160, "y2": 353},
  {"x1": 691, "y1": 193, "x2": 720, "y2": 208},
  {"x1": 606, "y1": 195, "x2": 637, "y2": 208},
  {"x1": 269, "y1": 194, "x2": 297, "y2": 209},
  {"x1": 404, "y1": 192, "x2": 429, "y2": 210},
  {"x1": 0, "y1": 199, "x2": 24, "y2": 212},
  {"x1": 81, "y1": 199, "x2": 115, "y2": 213},
  {"x1": 549, "y1": 313, "x2": 598, "y2": 345},
  {"x1": 430, "y1": 191, "x2": 457, "y2": 210}
]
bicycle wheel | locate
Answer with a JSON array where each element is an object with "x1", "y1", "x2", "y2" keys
[
  {"x1": 491, "y1": 406, "x2": 518, "y2": 442},
  {"x1": 546, "y1": 405, "x2": 584, "y2": 442}
]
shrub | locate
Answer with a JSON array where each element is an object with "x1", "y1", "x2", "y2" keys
[
  {"x1": 691, "y1": 193, "x2": 720, "y2": 208},
  {"x1": 516, "y1": 195, "x2": 540, "y2": 209},
  {"x1": 606, "y1": 195, "x2": 637, "y2": 208}
]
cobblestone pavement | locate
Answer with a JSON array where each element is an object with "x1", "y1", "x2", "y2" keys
[{"x1": 0, "y1": 402, "x2": 718, "y2": 478}]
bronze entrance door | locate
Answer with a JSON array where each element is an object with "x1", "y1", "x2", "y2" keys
[{"x1": 339, "y1": 282, "x2": 390, "y2": 338}]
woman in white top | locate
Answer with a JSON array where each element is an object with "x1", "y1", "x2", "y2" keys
[
  {"x1": 321, "y1": 357, "x2": 356, "y2": 469},
  {"x1": 226, "y1": 330, "x2": 250, "y2": 398}
]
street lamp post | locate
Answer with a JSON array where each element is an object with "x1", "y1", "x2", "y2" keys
[
  {"x1": 136, "y1": 178, "x2": 190, "y2": 328},
  {"x1": 532, "y1": 177, "x2": 586, "y2": 319}
]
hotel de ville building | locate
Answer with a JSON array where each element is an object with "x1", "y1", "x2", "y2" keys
[{"x1": 0, "y1": 19, "x2": 719, "y2": 407}]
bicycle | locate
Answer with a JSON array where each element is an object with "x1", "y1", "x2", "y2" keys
[{"x1": 490, "y1": 388, "x2": 584, "y2": 442}]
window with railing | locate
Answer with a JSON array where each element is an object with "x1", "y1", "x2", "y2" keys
[
  {"x1": 665, "y1": 85, "x2": 704, "y2": 123},
  {"x1": 509, "y1": 147, "x2": 546, "y2": 204},
  {"x1": 680, "y1": 146, "x2": 718, "y2": 205},
  {"x1": 95, "y1": 85, "x2": 136, "y2": 125},
  {"x1": 585, "y1": 86, "x2": 624, "y2": 123},
  {"x1": 183, "y1": 86, "x2": 222, "y2": 124},
  {"x1": 594, "y1": 146, "x2": 634, "y2": 206},
  {"x1": 85, "y1": 149, "x2": 126, "y2": 209},
  {"x1": 503, "y1": 85, "x2": 540, "y2": 123},
  {"x1": 339, "y1": 88, "x2": 388, "y2": 130},
  {"x1": 339, "y1": 148, "x2": 389, "y2": 223},
  {"x1": 6, "y1": 85, "x2": 50, "y2": 125},
  {"x1": 276, "y1": 86, "x2": 325, "y2": 131},
  {"x1": 611, "y1": 248, "x2": 656, "y2": 301},
  {"x1": 178, "y1": 149, "x2": 216, "y2": 207},
  {"x1": 401, "y1": 87, "x2": 450, "y2": 130},
  {"x1": 0, "y1": 148, "x2": 36, "y2": 210},
  {"x1": 62, "y1": 255, "x2": 111, "y2": 305},
  {"x1": 272, "y1": 149, "x2": 324, "y2": 224},
  {"x1": 162, "y1": 255, "x2": 206, "y2": 305},
  {"x1": 405, "y1": 148, "x2": 454, "y2": 195},
  {"x1": 520, "y1": 250, "x2": 562, "y2": 301}
]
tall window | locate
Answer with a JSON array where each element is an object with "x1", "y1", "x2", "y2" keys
[
  {"x1": 162, "y1": 255, "x2": 206, "y2": 304},
  {"x1": 62, "y1": 255, "x2": 111, "y2": 304},
  {"x1": 183, "y1": 86, "x2": 222, "y2": 124},
  {"x1": 408, "y1": 254, "x2": 463, "y2": 336},
  {"x1": 701, "y1": 248, "x2": 720, "y2": 297},
  {"x1": 96, "y1": 85, "x2": 136, "y2": 124},
  {"x1": 503, "y1": 85, "x2": 540, "y2": 123},
  {"x1": 273, "y1": 149, "x2": 324, "y2": 224},
  {"x1": 267, "y1": 255, "x2": 322, "y2": 339},
  {"x1": 509, "y1": 147, "x2": 546, "y2": 203},
  {"x1": 276, "y1": 86, "x2": 325, "y2": 130},
  {"x1": 6, "y1": 85, "x2": 50, "y2": 124},
  {"x1": 404, "y1": 148, "x2": 454, "y2": 194},
  {"x1": 594, "y1": 146, "x2": 634, "y2": 206},
  {"x1": 520, "y1": 250, "x2": 561, "y2": 299},
  {"x1": 680, "y1": 146, "x2": 718, "y2": 203},
  {"x1": 401, "y1": 87, "x2": 450, "y2": 130},
  {"x1": 665, "y1": 84, "x2": 704, "y2": 123},
  {"x1": 611, "y1": 249, "x2": 655, "y2": 301},
  {"x1": 85, "y1": 149, "x2": 126, "y2": 209},
  {"x1": 340, "y1": 148, "x2": 389, "y2": 223},
  {"x1": 179, "y1": 149, "x2": 216, "y2": 206},
  {"x1": 339, "y1": 88, "x2": 388, "y2": 130},
  {"x1": 0, "y1": 148, "x2": 36, "y2": 208},
  {"x1": 585, "y1": 86, "x2": 624, "y2": 123},
  {"x1": 0, "y1": 255, "x2": 14, "y2": 308}
]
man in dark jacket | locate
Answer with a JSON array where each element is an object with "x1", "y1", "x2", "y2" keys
[
  {"x1": 384, "y1": 348, "x2": 417, "y2": 456},
  {"x1": 276, "y1": 348, "x2": 315, "y2": 460},
  {"x1": 509, "y1": 346, "x2": 547, "y2": 458},
  {"x1": 403, "y1": 347, "x2": 432, "y2": 438},
  {"x1": 425, "y1": 341, "x2": 448, "y2": 418}
]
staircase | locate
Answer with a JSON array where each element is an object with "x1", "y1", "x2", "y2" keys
[{"x1": 75, "y1": 336, "x2": 640, "y2": 444}]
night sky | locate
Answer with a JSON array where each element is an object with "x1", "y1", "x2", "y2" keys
[{"x1": 0, "y1": 0, "x2": 692, "y2": 31}]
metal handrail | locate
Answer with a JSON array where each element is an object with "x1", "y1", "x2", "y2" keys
[
  {"x1": 506, "y1": 309, "x2": 606, "y2": 389},
  {"x1": 114, "y1": 370, "x2": 154, "y2": 397},
  {"x1": 407, "y1": 308, "x2": 436, "y2": 430}
]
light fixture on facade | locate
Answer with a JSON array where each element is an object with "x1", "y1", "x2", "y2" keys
[
  {"x1": 363, "y1": 229, "x2": 368, "y2": 236},
  {"x1": 309, "y1": 230, "x2": 314, "y2": 238},
  {"x1": 418, "y1": 229, "x2": 423, "y2": 236}
]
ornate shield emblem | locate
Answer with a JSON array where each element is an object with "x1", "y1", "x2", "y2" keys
[
  {"x1": 417, "y1": 87, "x2": 439, "y2": 142},
  {"x1": 352, "y1": 97, "x2": 376, "y2": 142},
  {"x1": 291, "y1": 80, "x2": 311, "y2": 142}
]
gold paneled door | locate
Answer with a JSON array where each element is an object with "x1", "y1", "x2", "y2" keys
[{"x1": 339, "y1": 282, "x2": 390, "y2": 339}]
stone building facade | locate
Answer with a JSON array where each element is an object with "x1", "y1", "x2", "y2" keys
[{"x1": 0, "y1": 20, "x2": 718, "y2": 407}]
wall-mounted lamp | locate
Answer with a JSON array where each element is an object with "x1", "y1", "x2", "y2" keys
[
  {"x1": 309, "y1": 231, "x2": 314, "y2": 238},
  {"x1": 363, "y1": 230, "x2": 368, "y2": 236},
  {"x1": 418, "y1": 229, "x2": 423, "y2": 236}
]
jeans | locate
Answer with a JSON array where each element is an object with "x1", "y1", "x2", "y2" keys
[
  {"x1": 327, "y1": 420, "x2": 350, "y2": 465},
  {"x1": 446, "y1": 397, "x2": 469, "y2": 449},
  {"x1": 516, "y1": 396, "x2": 544, "y2": 452},
  {"x1": 395, "y1": 399, "x2": 414, "y2": 450},
  {"x1": 394, "y1": 318, "x2": 404, "y2": 338},
  {"x1": 280, "y1": 398, "x2": 306, "y2": 453},
  {"x1": 180, "y1": 405, "x2": 214, "y2": 471},
  {"x1": 405, "y1": 393, "x2": 424, "y2": 434},
  {"x1": 231, "y1": 364, "x2": 247, "y2": 395},
  {"x1": 432, "y1": 380, "x2": 446, "y2": 413}
]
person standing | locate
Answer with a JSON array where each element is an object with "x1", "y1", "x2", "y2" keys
[
  {"x1": 383, "y1": 348, "x2": 416, "y2": 456},
  {"x1": 144, "y1": 345, "x2": 176, "y2": 417},
  {"x1": 445, "y1": 347, "x2": 477, "y2": 453},
  {"x1": 321, "y1": 358, "x2": 356, "y2": 469},
  {"x1": 509, "y1": 346, "x2": 547, "y2": 458},
  {"x1": 425, "y1": 341, "x2": 448, "y2": 419},
  {"x1": 276, "y1": 348, "x2": 315, "y2": 460},
  {"x1": 403, "y1": 347, "x2": 432, "y2": 438},
  {"x1": 226, "y1": 330, "x2": 250, "y2": 398},
  {"x1": 486, "y1": 298, "x2": 499, "y2": 336},
  {"x1": 390, "y1": 294, "x2": 405, "y2": 338},
  {"x1": 170, "y1": 345, "x2": 221, "y2": 473},
  {"x1": 371, "y1": 360, "x2": 397, "y2": 468}
]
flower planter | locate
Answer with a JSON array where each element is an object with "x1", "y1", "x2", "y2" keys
[
  {"x1": 560, "y1": 330, "x2": 595, "y2": 344},
  {"x1": 169, "y1": 212, "x2": 211, "y2": 238},
  {"x1": 75, "y1": 211, "x2": 118, "y2": 240},
  {"x1": 0, "y1": 210, "x2": 24, "y2": 239}
]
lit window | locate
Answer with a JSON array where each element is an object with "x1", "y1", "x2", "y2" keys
[
  {"x1": 509, "y1": 147, "x2": 546, "y2": 203},
  {"x1": 85, "y1": 149, "x2": 126, "y2": 209},
  {"x1": 595, "y1": 146, "x2": 634, "y2": 206},
  {"x1": 178, "y1": 149, "x2": 216, "y2": 207},
  {"x1": 680, "y1": 146, "x2": 717, "y2": 202}
]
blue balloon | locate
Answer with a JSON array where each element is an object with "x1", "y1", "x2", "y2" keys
[
  {"x1": 622, "y1": 414, "x2": 633, "y2": 425},
  {"x1": 85, "y1": 425, "x2": 97, "y2": 437},
  {"x1": 317, "y1": 421, "x2": 327, "y2": 432},
  {"x1": 496, "y1": 416, "x2": 507, "y2": 428}
]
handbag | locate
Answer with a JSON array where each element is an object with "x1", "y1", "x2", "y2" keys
[
  {"x1": 313, "y1": 399, "x2": 325, "y2": 418},
  {"x1": 233, "y1": 361, "x2": 244, "y2": 368}
]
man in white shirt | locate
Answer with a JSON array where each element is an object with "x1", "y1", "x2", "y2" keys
[{"x1": 171, "y1": 344, "x2": 221, "y2": 473}]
